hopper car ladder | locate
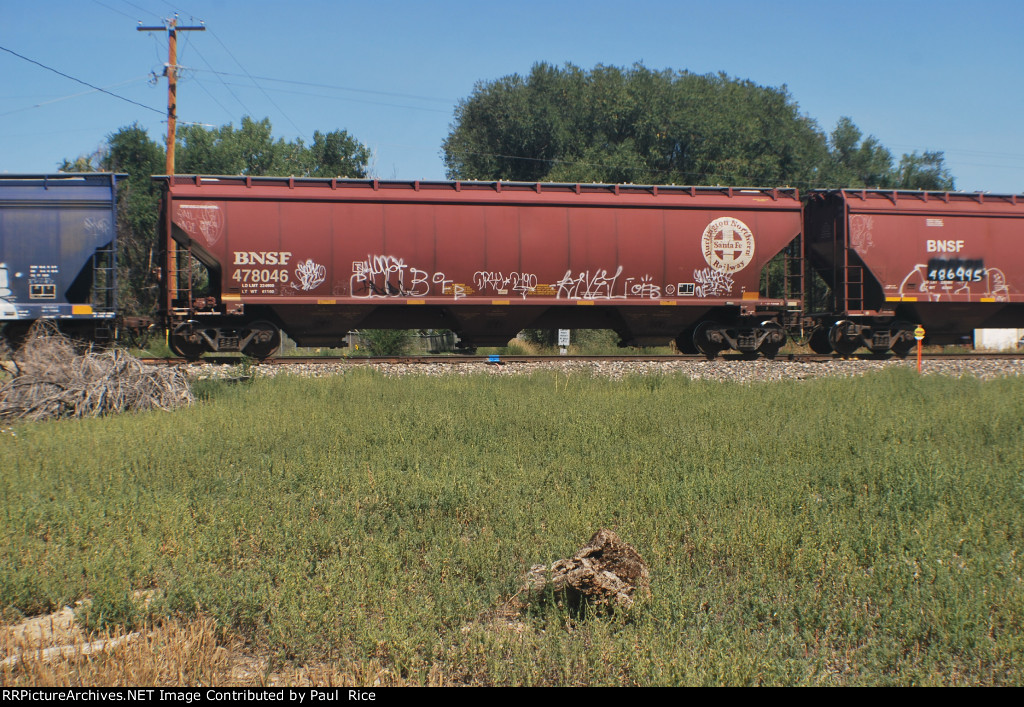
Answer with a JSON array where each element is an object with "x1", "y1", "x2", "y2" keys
[
  {"x1": 91, "y1": 245, "x2": 118, "y2": 341},
  {"x1": 832, "y1": 227, "x2": 865, "y2": 314},
  {"x1": 784, "y1": 235, "x2": 804, "y2": 303},
  {"x1": 842, "y1": 260, "x2": 865, "y2": 313},
  {"x1": 167, "y1": 240, "x2": 194, "y2": 314}
]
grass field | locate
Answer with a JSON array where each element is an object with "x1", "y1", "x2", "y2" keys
[{"x1": 2, "y1": 367, "x2": 1023, "y2": 685}]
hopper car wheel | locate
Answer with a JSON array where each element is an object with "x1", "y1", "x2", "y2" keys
[
  {"x1": 808, "y1": 326, "x2": 832, "y2": 355},
  {"x1": 240, "y1": 320, "x2": 281, "y2": 359},
  {"x1": 890, "y1": 339, "x2": 914, "y2": 358},
  {"x1": 693, "y1": 321, "x2": 724, "y2": 359},
  {"x1": 758, "y1": 321, "x2": 786, "y2": 359},
  {"x1": 674, "y1": 329, "x2": 699, "y2": 355},
  {"x1": 828, "y1": 320, "x2": 861, "y2": 356},
  {"x1": 169, "y1": 325, "x2": 206, "y2": 361},
  {"x1": 889, "y1": 322, "x2": 915, "y2": 358}
]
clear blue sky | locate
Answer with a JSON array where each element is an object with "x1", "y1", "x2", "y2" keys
[{"x1": 2, "y1": 0, "x2": 1022, "y2": 192}]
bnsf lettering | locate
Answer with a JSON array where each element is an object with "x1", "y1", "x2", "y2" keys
[
  {"x1": 233, "y1": 251, "x2": 293, "y2": 265},
  {"x1": 926, "y1": 240, "x2": 965, "y2": 253}
]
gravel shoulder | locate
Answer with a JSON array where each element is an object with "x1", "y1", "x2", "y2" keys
[{"x1": 187, "y1": 357, "x2": 1024, "y2": 382}]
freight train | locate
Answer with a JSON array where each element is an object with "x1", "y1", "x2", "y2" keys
[{"x1": 2, "y1": 173, "x2": 1022, "y2": 359}]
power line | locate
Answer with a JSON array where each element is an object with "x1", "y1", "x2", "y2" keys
[
  {"x1": 0, "y1": 44, "x2": 164, "y2": 116},
  {"x1": 890, "y1": 145, "x2": 1024, "y2": 164},
  {"x1": 207, "y1": 29, "x2": 306, "y2": 141},
  {"x1": 91, "y1": 0, "x2": 138, "y2": 21},
  {"x1": 188, "y1": 67, "x2": 454, "y2": 104},
  {"x1": 214, "y1": 81, "x2": 451, "y2": 114},
  {"x1": 189, "y1": 76, "x2": 244, "y2": 124},
  {"x1": 187, "y1": 42, "x2": 253, "y2": 120},
  {"x1": 120, "y1": 0, "x2": 161, "y2": 17},
  {"x1": 0, "y1": 75, "x2": 152, "y2": 117}
]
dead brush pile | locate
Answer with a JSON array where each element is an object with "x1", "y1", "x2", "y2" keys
[{"x1": 0, "y1": 323, "x2": 193, "y2": 422}]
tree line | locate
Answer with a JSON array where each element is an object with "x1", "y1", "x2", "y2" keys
[
  {"x1": 54, "y1": 62, "x2": 954, "y2": 318},
  {"x1": 443, "y1": 63, "x2": 954, "y2": 191}
]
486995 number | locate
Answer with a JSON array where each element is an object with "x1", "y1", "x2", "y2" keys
[{"x1": 926, "y1": 258, "x2": 985, "y2": 283}]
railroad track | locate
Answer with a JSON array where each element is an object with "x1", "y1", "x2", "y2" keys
[{"x1": 140, "y1": 352, "x2": 1024, "y2": 366}]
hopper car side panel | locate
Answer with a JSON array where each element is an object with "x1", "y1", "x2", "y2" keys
[{"x1": 160, "y1": 177, "x2": 803, "y2": 356}]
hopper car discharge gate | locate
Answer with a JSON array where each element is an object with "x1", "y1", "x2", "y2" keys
[{"x1": 156, "y1": 175, "x2": 808, "y2": 359}]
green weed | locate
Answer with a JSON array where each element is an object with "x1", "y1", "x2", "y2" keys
[{"x1": 1, "y1": 367, "x2": 1022, "y2": 684}]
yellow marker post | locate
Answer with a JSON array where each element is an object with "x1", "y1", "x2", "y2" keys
[{"x1": 914, "y1": 325, "x2": 926, "y2": 373}]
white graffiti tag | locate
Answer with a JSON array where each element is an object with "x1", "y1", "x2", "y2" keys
[
  {"x1": 555, "y1": 266, "x2": 624, "y2": 299},
  {"x1": 472, "y1": 271, "x2": 538, "y2": 298},
  {"x1": 295, "y1": 258, "x2": 326, "y2": 291},
  {"x1": 693, "y1": 267, "x2": 735, "y2": 298},
  {"x1": 83, "y1": 216, "x2": 112, "y2": 238},
  {"x1": 350, "y1": 255, "x2": 463, "y2": 299},
  {"x1": 176, "y1": 204, "x2": 223, "y2": 247},
  {"x1": 0, "y1": 264, "x2": 11, "y2": 300},
  {"x1": 554, "y1": 266, "x2": 664, "y2": 300},
  {"x1": 849, "y1": 215, "x2": 875, "y2": 254},
  {"x1": 626, "y1": 274, "x2": 662, "y2": 299},
  {"x1": 352, "y1": 255, "x2": 414, "y2": 297}
]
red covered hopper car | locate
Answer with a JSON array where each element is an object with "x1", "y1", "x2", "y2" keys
[
  {"x1": 158, "y1": 176, "x2": 804, "y2": 358},
  {"x1": 805, "y1": 189, "x2": 1024, "y2": 354}
]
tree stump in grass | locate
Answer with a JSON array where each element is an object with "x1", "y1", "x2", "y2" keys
[{"x1": 526, "y1": 529, "x2": 650, "y2": 609}]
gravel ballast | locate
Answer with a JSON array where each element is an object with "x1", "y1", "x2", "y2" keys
[{"x1": 186, "y1": 357, "x2": 1024, "y2": 383}]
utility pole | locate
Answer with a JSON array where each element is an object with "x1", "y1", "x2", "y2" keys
[
  {"x1": 138, "y1": 17, "x2": 205, "y2": 175},
  {"x1": 138, "y1": 17, "x2": 205, "y2": 322}
]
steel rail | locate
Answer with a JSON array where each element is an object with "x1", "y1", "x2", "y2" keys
[{"x1": 140, "y1": 352, "x2": 1024, "y2": 366}]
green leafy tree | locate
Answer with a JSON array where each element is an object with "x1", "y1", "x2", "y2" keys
[
  {"x1": 178, "y1": 117, "x2": 287, "y2": 175},
  {"x1": 307, "y1": 129, "x2": 371, "y2": 178},
  {"x1": 818, "y1": 117, "x2": 955, "y2": 190},
  {"x1": 101, "y1": 124, "x2": 166, "y2": 315},
  {"x1": 443, "y1": 63, "x2": 828, "y2": 187},
  {"x1": 177, "y1": 117, "x2": 369, "y2": 178},
  {"x1": 822, "y1": 117, "x2": 896, "y2": 188},
  {"x1": 444, "y1": 63, "x2": 957, "y2": 194},
  {"x1": 57, "y1": 153, "x2": 103, "y2": 173},
  {"x1": 895, "y1": 150, "x2": 955, "y2": 190}
]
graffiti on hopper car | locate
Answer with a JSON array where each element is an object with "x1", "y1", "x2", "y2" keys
[
  {"x1": 692, "y1": 267, "x2": 735, "y2": 298},
  {"x1": 350, "y1": 255, "x2": 465, "y2": 299},
  {"x1": 555, "y1": 266, "x2": 624, "y2": 299},
  {"x1": 177, "y1": 204, "x2": 223, "y2": 247},
  {"x1": 472, "y1": 271, "x2": 538, "y2": 298},
  {"x1": 552, "y1": 266, "x2": 665, "y2": 300},
  {"x1": 897, "y1": 262, "x2": 1009, "y2": 302},
  {"x1": 295, "y1": 258, "x2": 327, "y2": 291}
]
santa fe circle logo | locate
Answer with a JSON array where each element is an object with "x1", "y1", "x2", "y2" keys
[{"x1": 702, "y1": 217, "x2": 755, "y2": 274}]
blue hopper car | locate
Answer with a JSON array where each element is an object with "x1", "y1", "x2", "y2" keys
[{"x1": 0, "y1": 173, "x2": 124, "y2": 347}]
